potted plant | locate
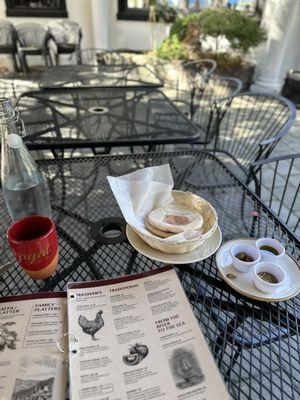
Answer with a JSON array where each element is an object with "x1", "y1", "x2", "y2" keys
[{"x1": 157, "y1": 8, "x2": 266, "y2": 86}]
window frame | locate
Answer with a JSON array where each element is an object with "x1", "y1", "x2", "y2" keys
[
  {"x1": 117, "y1": 0, "x2": 149, "y2": 21},
  {"x1": 5, "y1": 0, "x2": 68, "y2": 17}
]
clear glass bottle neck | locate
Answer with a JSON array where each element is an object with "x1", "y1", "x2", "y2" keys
[{"x1": 0, "y1": 98, "x2": 24, "y2": 140}]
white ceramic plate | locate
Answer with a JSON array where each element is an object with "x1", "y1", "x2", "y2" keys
[
  {"x1": 216, "y1": 238, "x2": 300, "y2": 302},
  {"x1": 126, "y1": 225, "x2": 222, "y2": 264}
]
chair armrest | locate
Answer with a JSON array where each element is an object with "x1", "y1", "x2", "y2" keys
[{"x1": 250, "y1": 153, "x2": 300, "y2": 168}]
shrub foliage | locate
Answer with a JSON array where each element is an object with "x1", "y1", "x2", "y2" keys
[{"x1": 157, "y1": 8, "x2": 266, "y2": 60}]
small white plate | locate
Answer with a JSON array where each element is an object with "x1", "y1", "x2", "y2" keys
[
  {"x1": 216, "y1": 238, "x2": 300, "y2": 302},
  {"x1": 126, "y1": 225, "x2": 222, "y2": 264}
]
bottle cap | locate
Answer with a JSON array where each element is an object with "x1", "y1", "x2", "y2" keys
[{"x1": 7, "y1": 134, "x2": 22, "y2": 148}]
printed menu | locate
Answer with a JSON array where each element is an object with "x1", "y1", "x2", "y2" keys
[
  {"x1": 0, "y1": 292, "x2": 67, "y2": 400},
  {"x1": 67, "y1": 266, "x2": 229, "y2": 400}
]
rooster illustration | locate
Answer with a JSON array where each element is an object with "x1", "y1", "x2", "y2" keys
[{"x1": 78, "y1": 310, "x2": 104, "y2": 340}]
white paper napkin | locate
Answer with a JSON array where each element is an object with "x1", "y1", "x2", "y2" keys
[{"x1": 107, "y1": 164, "x2": 202, "y2": 243}]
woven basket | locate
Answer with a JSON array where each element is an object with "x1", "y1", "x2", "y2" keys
[{"x1": 131, "y1": 190, "x2": 218, "y2": 254}]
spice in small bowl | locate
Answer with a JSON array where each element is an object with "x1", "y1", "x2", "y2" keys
[
  {"x1": 253, "y1": 262, "x2": 286, "y2": 294},
  {"x1": 230, "y1": 244, "x2": 261, "y2": 273},
  {"x1": 236, "y1": 252, "x2": 254, "y2": 262},
  {"x1": 255, "y1": 238, "x2": 285, "y2": 263},
  {"x1": 257, "y1": 271, "x2": 278, "y2": 284}
]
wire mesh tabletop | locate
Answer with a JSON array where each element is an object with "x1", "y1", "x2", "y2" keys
[
  {"x1": 0, "y1": 150, "x2": 299, "y2": 400},
  {"x1": 39, "y1": 65, "x2": 164, "y2": 89},
  {"x1": 18, "y1": 87, "x2": 202, "y2": 150}
]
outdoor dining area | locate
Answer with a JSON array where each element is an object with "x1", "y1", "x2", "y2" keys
[{"x1": 0, "y1": 18, "x2": 300, "y2": 400}]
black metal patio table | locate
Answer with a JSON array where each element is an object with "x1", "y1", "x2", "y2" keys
[
  {"x1": 0, "y1": 150, "x2": 299, "y2": 400},
  {"x1": 39, "y1": 64, "x2": 164, "y2": 89},
  {"x1": 18, "y1": 87, "x2": 202, "y2": 151}
]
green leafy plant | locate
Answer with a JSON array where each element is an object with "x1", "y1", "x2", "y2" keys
[
  {"x1": 197, "y1": 8, "x2": 266, "y2": 54},
  {"x1": 156, "y1": 35, "x2": 188, "y2": 61},
  {"x1": 157, "y1": 8, "x2": 266, "y2": 61},
  {"x1": 169, "y1": 14, "x2": 200, "y2": 41}
]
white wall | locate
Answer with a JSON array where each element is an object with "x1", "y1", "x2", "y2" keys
[
  {"x1": 111, "y1": 0, "x2": 170, "y2": 51},
  {"x1": 92, "y1": 0, "x2": 170, "y2": 51}
]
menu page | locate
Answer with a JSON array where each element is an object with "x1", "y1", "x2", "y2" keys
[
  {"x1": 0, "y1": 292, "x2": 67, "y2": 400},
  {"x1": 67, "y1": 266, "x2": 229, "y2": 400}
]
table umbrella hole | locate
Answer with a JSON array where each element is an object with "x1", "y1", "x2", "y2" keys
[
  {"x1": 101, "y1": 222, "x2": 123, "y2": 238},
  {"x1": 88, "y1": 106, "x2": 109, "y2": 115},
  {"x1": 90, "y1": 217, "x2": 127, "y2": 244}
]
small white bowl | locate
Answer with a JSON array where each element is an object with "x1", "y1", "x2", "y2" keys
[
  {"x1": 253, "y1": 262, "x2": 286, "y2": 294},
  {"x1": 255, "y1": 238, "x2": 285, "y2": 263},
  {"x1": 230, "y1": 244, "x2": 261, "y2": 272}
]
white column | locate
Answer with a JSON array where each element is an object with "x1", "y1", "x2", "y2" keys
[
  {"x1": 251, "y1": 0, "x2": 300, "y2": 94},
  {"x1": 91, "y1": 0, "x2": 111, "y2": 49}
]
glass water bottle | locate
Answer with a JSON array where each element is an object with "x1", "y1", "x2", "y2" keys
[{"x1": 0, "y1": 98, "x2": 51, "y2": 221}]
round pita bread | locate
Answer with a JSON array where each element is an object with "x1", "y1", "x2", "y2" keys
[
  {"x1": 147, "y1": 203, "x2": 203, "y2": 233},
  {"x1": 145, "y1": 217, "x2": 175, "y2": 238}
]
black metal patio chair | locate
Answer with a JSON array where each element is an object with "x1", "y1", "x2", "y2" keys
[
  {"x1": 250, "y1": 154, "x2": 300, "y2": 237},
  {"x1": 16, "y1": 22, "x2": 52, "y2": 75},
  {"x1": 47, "y1": 19, "x2": 82, "y2": 65},
  {"x1": 204, "y1": 92, "x2": 297, "y2": 180},
  {"x1": 0, "y1": 20, "x2": 18, "y2": 73},
  {"x1": 70, "y1": 48, "x2": 126, "y2": 67},
  {"x1": 164, "y1": 59, "x2": 217, "y2": 111},
  {"x1": 175, "y1": 59, "x2": 217, "y2": 94},
  {"x1": 191, "y1": 75, "x2": 243, "y2": 139}
]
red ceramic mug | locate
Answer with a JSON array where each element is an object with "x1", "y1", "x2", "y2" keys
[{"x1": 7, "y1": 215, "x2": 59, "y2": 279}]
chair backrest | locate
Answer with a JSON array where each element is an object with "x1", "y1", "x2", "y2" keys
[
  {"x1": 171, "y1": 59, "x2": 217, "y2": 96},
  {"x1": 47, "y1": 19, "x2": 81, "y2": 45},
  {"x1": 16, "y1": 22, "x2": 48, "y2": 48},
  {"x1": 97, "y1": 50, "x2": 126, "y2": 66},
  {"x1": 251, "y1": 154, "x2": 300, "y2": 236},
  {"x1": 0, "y1": 19, "x2": 16, "y2": 47},
  {"x1": 193, "y1": 76, "x2": 243, "y2": 137},
  {"x1": 183, "y1": 59, "x2": 217, "y2": 88},
  {"x1": 70, "y1": 48, "x2": 126, "y2": 66},
  {"x1": 211, "y1": 92, "x2": 296, "y2": 172}
]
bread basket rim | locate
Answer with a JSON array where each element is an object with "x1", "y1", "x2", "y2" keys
[{"x1": 133, "y1": 190, "x2": 218, "y2": 245}]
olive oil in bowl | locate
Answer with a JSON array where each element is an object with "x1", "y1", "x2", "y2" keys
[{"x1": 259, "y1": 245, "x2": 279, "y2": 256}]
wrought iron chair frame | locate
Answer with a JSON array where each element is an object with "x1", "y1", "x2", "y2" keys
[
  {"x1": 16, "y1": 23, "x2": 52, "y2": 76},
  {"x1": 203, "y1": 92, "x2": 297, "y2": 179},
  {"x1": 250, "y1": 153, "x2": 300, "y2": 236},
  {"x1": 69, "y1": 48, "x2": 127, "y2": 67},
  {"x1": 47, "y1": 20, "x2": 82, "y2": 65},
  {"x1": 166, "y1": 59, "x2": 217, "y2": 115},
  {"x1": 0, "y1": 20, "x2": 19, "y2": 73},
  {"x1": 191, "y1": 76, "x2": 243, "y2": 141}
]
